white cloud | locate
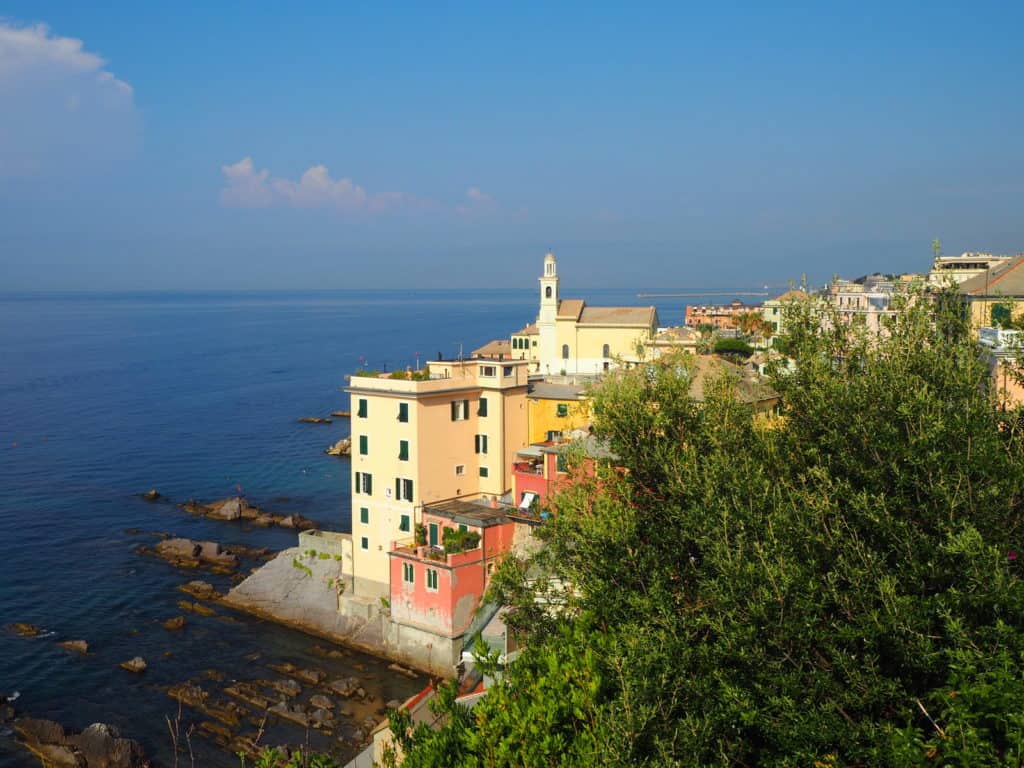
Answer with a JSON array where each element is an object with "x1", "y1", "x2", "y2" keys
[
  {"x1": 0, "y1": 21, "x2": 138, "y2": 177},
  {"x1": 456, "y1": 186, "x2": 498, "y2": 217},
  {"x1": 466, "y1": 186, "x2": 491, "y2": 203},
  {"x1": 220, "y1": 158, "x2": 439, "y2": 215}
]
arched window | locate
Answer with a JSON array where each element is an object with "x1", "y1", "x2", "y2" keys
[
  {"x1": 545, "y1": 286, "x2": 552, "y2": 299},
  {"x1": 602, "y1": 343, "x2": 610, "y2": 358},
  {"x1": 562, "y1": 344, "x2": 569, "y2": 359}
]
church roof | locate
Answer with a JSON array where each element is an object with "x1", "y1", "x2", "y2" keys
[
  {"x1": 514, "y1": 323, "x2": 539, "y2": 336},
  {"x1": 578, "y1": 305, "x2": 657, "y2": 326},
  {"x1": 557, "y1": 299, "x2": 586, "y2": 320},
  {"x1": 767, "y1": 289, "x2": 808, "y2": 303}
]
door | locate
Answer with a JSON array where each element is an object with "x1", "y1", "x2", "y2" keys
[{"x1": 429, "y1": 523, "x2": 439, "y2": 547}]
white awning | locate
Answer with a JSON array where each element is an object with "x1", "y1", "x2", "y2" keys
[{"x1": 519, "y1": 491, "x2": 537, "y2": 510}]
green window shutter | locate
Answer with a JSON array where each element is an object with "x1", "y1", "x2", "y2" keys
[
  {"x1": 478, "y1": 397, "x2": 488, "y2": 417},
  {"x1": 403, "y1": 478, "x2": 413, "y2": 500},
  {"x1": 395, "y1": 478, "x2": 401, "y2": 499},
  {"x1": 556, "y1": 453, "x2": 567, "y2": 473},
  {"x1": 463, "y1": 399, "x2": 469, "y2": 418},
  {"x1": 459, "y1": 523, "x2": 468, "y2": 532},
  {"x1": 451, "y1": 401, "x2": 458, "y2": 421},
  {"x1": 427, "y1": 569, "x2": 437, "y2": 590},
  {"x1": 400, "y1": 514, "x2": 410, "y2": 532},
  {"x1": 359, "y1": 507, "x2": 369, "y2": 524},
  {"x1": 365, "y1": 474, "x2": 372, "y2": 495},
  {"x1": 479, "y1": 466, "x2": 489, "y2": 478},
  {"x1": 354, "y1": 472, "x2": 361, "y2": 493},
  {"x1": 474, "y1": 435, "x2": 481, "y2": 454},
  {"x1": 398, "y1": 402, "x2": 409, "y2": 422},
  {"x1": 399, "y1": 440, "x2": 409, "y2": 461},
  {"x1": 357, "y1": 398, "x2": 367, "y2": 418},
  {"x1": 360, "y1": 536, "x2": 368, "y2": 550},
  {"x1": 557, "y1": 403, "x2": 568, "y2": 417},
  {"x1": 359, "y1": 435, "x2": 368, "y2": 455},
  {"x1": 482, "y1": 435, "x2": 488, "y2": 454}
]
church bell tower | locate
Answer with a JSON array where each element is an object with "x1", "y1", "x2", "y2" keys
[{"x1": 537, "y1": 251, "x2": 559, "y2": 373}]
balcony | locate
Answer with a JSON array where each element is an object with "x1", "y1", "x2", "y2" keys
[{"x1": 390, "y1": 539, "x2": 484, "y2": 567}]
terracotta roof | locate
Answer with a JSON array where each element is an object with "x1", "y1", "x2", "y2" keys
[
  {"x1": 472, "y1": 339, "x2": 512, "y2": 357},
  {"x1": 578, "y1": 305, "x2": 657, "y2": 326},
  {"x1": 557, "y1": 299, "x2": 586, "y2": 320},
  {"x1": 960, "y1": 255, "x2": 1024, "y2": 296},
  {"x1": 514, "y1": 323, "x2": 539, "y2": 335},
  {"x1": 654, "y1": 325, "x2": 699, "y2": 342},
  {"x1": 767, "y1": 289, "x2": 808, "y2": 303}
]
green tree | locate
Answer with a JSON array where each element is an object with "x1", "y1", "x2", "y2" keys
[{"x1": 401, "y1": 287, "x2": 1024, "y2": 766}]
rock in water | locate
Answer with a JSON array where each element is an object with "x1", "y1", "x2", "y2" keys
[
  {"x1": 58, "y1": 640, "x2": 89, "y2": 654},
  {"x1": 208, "y1": 497, "x2": 243, "y2": 521},
  {"x1": 8, "y1": 623, "x2": 43, "y2": 638},
  {"x1": 143, "y1": 489, "x2": 161, "y2": 501},
  {"x1": 119, "y1": 657, "x2": 147, "y2": 673},
  {"x1": 163, "y1": 616, "x2": 186, "y2": 631},
  {"x1": 325, "y1": 437, "x2": 351, "y2": 456}
]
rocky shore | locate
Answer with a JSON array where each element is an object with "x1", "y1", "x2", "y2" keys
[
  {"x1": 3, "y1": 709, "x2": 150, "y2": 768},
  {"x1": 180, "y1": 496, "x2": 317, "y2": 530}
]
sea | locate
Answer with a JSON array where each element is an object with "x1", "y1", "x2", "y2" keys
[{"x1": 0, "y1": 288, "x2": 700, "y2": 767}]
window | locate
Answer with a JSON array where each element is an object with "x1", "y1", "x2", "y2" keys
[
  {"x1": 545, "y1": 286, "x2": 552, "y2": 298},
  {"x1": 602, "y1": 343, "x2": 611, "y2": 358},
  {"x1": 475, "y1": 434, "x2": 488, "y2": 454},
  {"x1": 556, "y1": 403, "x2": 568, "y2": 418},
  {"x1": 359, "y1": 435, "x2": 368, "y2": 455},
  {"x1": 359, "y1": 507, "x2": 369, "y2": 524},
  {"x1": 355, "y1": 472, "x2": 372, "y2": 495},
  {"x1": 503, "y1": 366, "x2": 513, "y2": 377},
  {"x1": 992, "y1": 303, "x2": 1012, "y2": 327},
  {"x1": 426, "y1": 568, "x2": 438, "y2": 591},
  {"x1": 479, "y1": 466, "x2": 489, "y2": 478},
  {"x1": 357, "y1": 398, "x2": 367, "y2": 418},
  {"x1": 479, "y1": 365, "x2": 496, "y2": 377},
  {"x1": 398, "y1": 440, "x2": 409, "y2": 461},
  {"x1": 477, "y1": 397, "x2": 488, "y2": 417},
  {"x1": 561, "y1": 344, "x2": 569, "y2": 359},
  {"x1": 398, "y1": 402, "x2": 409, "y2": 422},
  {"x1": 532, "y1": 340, "x2": 537, "y2": 347},
  {"x1": 450, "y1": 399, "x2": 469, "y2": 421},
  {"x1": 395, "y1": 477, "x2": 414, "y2": 502},
  {"x1": 455, "y1": 464, "x2": 465, "y2": 476},
  {"x1": 403, "y1": 562, "x2": 414, "y2": 584},
  {"x1": 399, "y1": 514, "x2": 410, "y2": 533},
  {"x1": 556, "y1": 453, "x2": 567, "y2": 473},
  {"x1": 360, "y1": 536, "x2": 369, "y2": 550},
  {"x1": 459, "y1": 524, "x2": 468, "y2": 532}
]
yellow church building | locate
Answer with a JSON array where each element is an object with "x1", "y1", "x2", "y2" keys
[{"x1": 505, "y1": 252, "x2": 658, "y2": 375}]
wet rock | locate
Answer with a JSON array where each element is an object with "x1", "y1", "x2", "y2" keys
[
  {"x1": 328, "y1": 677, "x2": 360, "y2": 698},
  {"x1": 178, "y1": 580, "x2": 220, "y2": 600},
  {"x1": 326, "y1": 438, "x2": 351, "y2": 456},
  {"x1": 226, "y1": 544, "x2": 272, "y2": 560},
  {"x1": 273, "y1": 514, "x2": 316, "y2": 531},
  {"x1": 14, "y1": 719, "x2": 149, "y2": 768},
  {"x1": 9, "y1": 622, "x2": 43, "y2": 637},
  {"x1": 119, "y1": 657, "x2": 147, "y2": 673},
  {"x1": 310, "y1": 644, "x2": 347, "y2": 659},
  {"x1": 155, "y1": 538, "x2": 200, "y2": 560},
  {"x1": 356, "y1": 687, "x2": 366, "y2": 700},
  {"x1": 252, "y1": 514, "x2": 275, "y2": 527},
  {"x1": 162, "y1": 616, "x2": 186, "y2": 631},
  {"x1": 196, "y1": 541, "x2": 239, "y2": 568},
  {"x1": 273, "y1": 678, "x2": 302, "y2": 698},
  {"x1": 198, "y1": 720, "x2": 232, "y2": 744},
  {"x1": 268, "y1": 662, "x2": 297, "y2": 675},
  {"x1": 124, "y1": 528, "x2": 144, "y2": 536},
  {"x1": 298, "y1": 417, "x2": 332, "y2": 424},
  {"x1": 310, "y1": 708, "x2": 332, "y2": 728},
  {"x1": 268, "y1": 702, "x2": 308, "y2": 726},
  {"x1": 224, "y1": 684, "x2": 269, "y2": 711},
  {"x1": 388, "y1": 662, "x2": 418, "y2": 678},
  {"x1": 330, "y1": 411, "x2": 351, "y2": 418},
  {"x1": 143, "y1": 489, "x2": 161, "y2": 502},
  {"x1": 310, "y1": 694, "x2": 334, "y2": 710},
  {"x1": 208, "y1": 497, "x2": 243, "y2": 521},
  {"x1": 58, "y1": 640, "x2": 89, "y2": 655},
  {"x1": 168, "y1": 683, "x2": 208, "y2": 709},
  {"x1": 177, "y1": 600, "x2": 216, "y2": 616},
  {"x1": 351, "y1": 728, "x2": 365, "y2": 744},
  {"x1": 293, "y1": 668, "x2": 326, "y2": 686}
]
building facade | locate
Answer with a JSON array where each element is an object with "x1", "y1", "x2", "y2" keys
[{"x1": 345, "y1": 359, "x2": 530, "y2": 598}]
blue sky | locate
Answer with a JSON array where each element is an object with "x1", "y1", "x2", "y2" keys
[{"x1": 1, "y1": 1, "x2": 1022, "y2": 290}]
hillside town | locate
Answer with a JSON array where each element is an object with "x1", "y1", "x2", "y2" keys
[{"x1": 228, "y1": 247, "x2": 1024, "y2": 766}]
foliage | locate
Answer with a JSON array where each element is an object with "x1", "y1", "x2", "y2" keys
[
  {"x1": 400, "y1": 286, "x2": 1024, "y2": 766},
  {"x1": 351, "y1": 369, "x2": 384, "y2": 378},
  {"x1": 442, "y1": 527, "x2": 481, "y2": 554},
  {"x1": 290, "y1": 557, "x2": 311, "y2": 578},
  {"x1": 388, "y1": 369, "x2": 432, "y2": 380},
  {"x1": 414, "y1": 523, "x2": 427, "y2": 546},
  {"x1": 712, "y1": 337, "x2": 754, "y2": 359}
]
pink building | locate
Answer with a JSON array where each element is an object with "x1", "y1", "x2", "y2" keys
[
  {"x1": 388, "y1": 497, "x2": 530, "y2": 639},
  {"x1": 511, "y1": 436, "x2": 616, "y2": 511}
]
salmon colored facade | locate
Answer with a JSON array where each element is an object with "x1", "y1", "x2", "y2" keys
[{"x1": 388, "y1": 498, "x2": 519, "y2": 638}]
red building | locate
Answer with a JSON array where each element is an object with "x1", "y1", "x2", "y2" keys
[
  {"x1": 684, "y1": 299, "x2": 759, "y2": 330},
  {"x1": 388, "y1": 497, "x2": 534, "y2": 639},
  {"x1": 512, "y1": 436, "x2": 616, "y2": 511}
]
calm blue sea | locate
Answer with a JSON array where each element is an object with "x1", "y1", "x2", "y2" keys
[{"x1": 0, "y1": 288, "x2": 695, "y2": 767}]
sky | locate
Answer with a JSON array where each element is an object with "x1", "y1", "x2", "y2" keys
[{"x1": 1, "y1": 1, "x2": 1022, "y2": 291}]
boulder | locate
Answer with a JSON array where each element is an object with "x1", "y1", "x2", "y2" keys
[
  {"x1": 58, "y1": 640, "x2": 89, "y2": 655},
  {"x1": 328, "y1": 677, "x2": 360, "y2": 698},
  {"x1": 178, "y1": 580, "x2": 219, "y2": 600},
  {"x1": 386, "y1": 699, "x2": 402, "y2": 710},
  {"x1": 208, "y1": 498, "x2": 243, "y2": 521},
  {"x1": 119, "y1": 657, "x2": 147, "y2": 673},
  {"x1": 310, "y1": 694, "x2": 334, "y2": 710},
  {"x1": 168, "y1": 683, "x2": 208, "y2": 709},
  {"x1": 70, "y1": 722, "x2": 148, "y2": 768},
  {"x1": 14, "y1": 718, "x2": 67, "y2": 746},
  {"x1": 143, "y1": 489, "x2": 161, "y2": 502},
  {"x1": 310, "y1": 708, "x2": 332, "y2": 728},
  {"x1": 297, "y1": 417, "x2": 332, "y2": 424},
  {"x1": 272, "y1": 679, "x2": 301, "y2": 698},
  {"x1": 177, "y1": 600, "x2": 215, "y2": 616},
  {"x1": 325, "y1": 438, "x2": 351, "y2": 456},
  {"x1": 9, "y1": 622, "x2": 43, "y2": 637},
  {"x1": 163, "y1": 616, "x2": 186, "y2": 631},
  {"x1": 293, "y1": 668, "x2": 326, "y2": 686},
  {"x1": 155, "y1": 539, "x2": 200, "y2": 560},
  {"x1": 195, "y1": 541, "x2": 238, "y2": 568}
]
